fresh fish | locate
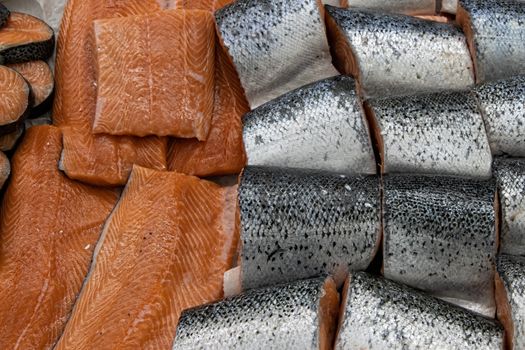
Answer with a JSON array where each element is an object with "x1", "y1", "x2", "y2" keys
[
  {"x1": 0, "y1": 151, "x2": 9, "y2": 188},
  {"x1": 474, "y1": 75, "x2": 525, "y2": 157},
  {"x1": 54, "y1": 166, "x2": 238, "y2": 349},
  {"x1": 325, "y1": 6, "x2": 474, "y2": 99},
  {"x1": 457, "y1": 0, "x2": 525, "y2": 83},
  {"x1": 243, "y1": 76, "x2": 376, "y2": 175},
  {"x1": 383, "y1": 174, "x2": 497, "y2": 316},
  {"x1": 173, "y1": 276, "x2": 339, "y2": 350},
  {"x1": 238, "y1": 166, "x2": 381, "y2": 289},
  {"x1": 335, "y1": 272, "x2": 504, "y2": 350},
  {"x1": 215, "y1": 0, "x2": 338, "y2": 108},
  {"x1": 367, "y1": 90, "x2": 492, "y2": 178},
  {"x1": 493, "y1": 158, "x2": 525, "y2": 256},
  {"x1": 0, "y1": 65, "x2": 29, "y2": 135},
  {"x1": 495, "y1": 254, "x2": 525, "y2": 350},
  {"x1": 346, "y1": 0, "x2": 437, "y2": 15},
  {"x1": 441, "y1": 0, "x2": 457, "y2": 13},
  {"x1": 0, "y1": 3, "x2": 9, "y2": 28},
  {"x1": 7, "y1": 60, "x2": 54, "y2": 109},
  {"x1": 0, "y1": 126, "x2": 23, "y2": 151}
]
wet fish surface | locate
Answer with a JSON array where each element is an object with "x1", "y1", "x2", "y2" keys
[
  {"x1": 346, "y1": 0, "x2": 437, "y2": 15},
  {"x1": 367, "y1": 90, "x2": 492, "y2": 178},
  {"x1": 383, "y1": 174, "x2": 497, "y2": 317},
  {"x1": 173, "y1": 276, "x2": 339, "y2": 350},
  {"x1": 335, "y1": 272, "x2": 504, "y2": 350},
  {"x1": 215, "y1": 0, "x2": 338, "y2": 108},
  {"x1": 243, "y1": 76, "x2": 376, "y2": 175},
  {"x1": 474, "y1": 75, "x2": 525, "y2": 157},
  {"x1": 239, "y1": 166, "x2": 381, "y2": 290},
  {"x1": 325, "y1": 6, "x2": 474, "y2": 99}
]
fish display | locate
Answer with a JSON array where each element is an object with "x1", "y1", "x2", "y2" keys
[
  {"x1": 367, "y1": 90, "x2": 492, "y2": 178},
  {"x1": 54, "y1": 166, "x2": 238, "y2": 349},
  {"x1": 457, "y1": 0, "x2": 525, "y2": 82},
  {"x1": 325, "y1": 6, "x2": 474, "y2": 99},
  {"x1": 0, "y1": 126, "x2": 118, "y2": 349},
  {"x1": 335, "y1": 272, "x2": 504, "y2": 349},
  {"x1": 496, "y1": 254, "x2": 525, "y2": 350},
  {"x1": 174, "y1": 276, "x2": 339, "y2": 350},
  {"x1": 0, "y1": 65, "x2": 29, "y2": 135},
  {"x1": 474, "y1": 75, "x2": 525, "y2": 157},
  {"x1": 7, "y1": 60, "x2": 53, "y2": 109},
  {"x1": 346, "y1": 0, "x2": 437, "y2": 15},
  {"x1": 215, "y1": 0, "x2": 338, "y2": 108},
  {"x1": 52, "y1": 0, "x2": 167, "y2": 186},
  {"x1": 383, "y1": 174, "x2": 497, "y2": 316},
  {"x1": 243, "y1": 76, "x2": 376, "y2": 175},
  {"x1": 493, "y1": 158, "x2": 525, "y2": 256},
  {"x1": 238, "y1": 166, "x2": 381, "y2": 289}
]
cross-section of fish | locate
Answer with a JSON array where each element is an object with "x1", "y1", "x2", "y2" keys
[
  {"x1": 54, "y1": 166, "x2": 238, "y2": 350},
  {"x1": 383, "y1": 174, "x2": 497, "y2": 317},
  {"x1": 0, "y1": 126, "x2": 23, "y2": 151},
  {"x1": 0, "y1": 151, "x2": 9, "y2": 188},
  {"x1": 0, "y1": 125, "x2": 118, "y2": 349},
  {"x1": 441, "y1": 0, "x2": 458, "y2": 13},
  {"x1": 326, "y1": 6, "x2": 474, "y2": 99},
  {"x1": 243, "y1": 76, "x2": 376, "y2": 174},
  {"x1": 346, "y1": 0, "x2": 437, "y2": 15},
  {"x1": 457, "y1": 0, "x2": 525, "y2": 83},
  {"x1": 335, "y1": 272, "x2": 504, "y2": 350},
  {"x1": 215, "y1": 0, "x2": 338, "y2": 108},
  {"x1": 7, "y1": 60, "x2": 54, "y2": 110},
  {"x1": 0, "y1": 4, "x2": 9, "y2": 28},
  {"x1": 0, "y1": 65, "x2": 29, "y2": 135},
  {"x1": 367, "y1": 90, "x2": 492, "y2": 178},
  {"x1": 174, "y1": 276, "x2": 339, "y2": 350}
]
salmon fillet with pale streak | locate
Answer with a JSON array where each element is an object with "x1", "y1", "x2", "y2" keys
[
  {"x1": 52, "y1": 0, "x2": 166, "y2": 186},
  {"x1": 54, "y1": 166, "x2": 238, "y2": 350},
  {"x1": 0, "y1": 126, "x2": 118, "y2": 349}
]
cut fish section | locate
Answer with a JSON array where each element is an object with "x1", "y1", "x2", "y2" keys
[
  {"x1": 0, "y1": 151, "x2": 9, "y2": 188},
  {"x1": 0, "y1": 4, "x2": 9, "y2": 28},
  {"x1": 0, "y1": 126, "x2": 23, "y2": 151},
  {"x1": 0, "y1": 65, "x2": 29, "y2": 135},
  {"x1": 7, "y1": 60, "x2": 53, "y2": 108},
  {"x1": 441, "y1": 0, "x2": 457, "y2": 13},
  {"x1": 346, "y1": 0, "x2": 437, "y2": 15}
]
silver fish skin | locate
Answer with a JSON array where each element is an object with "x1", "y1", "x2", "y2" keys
[
  {"x1": 243, "y1": 76, "x2": 376, "y2": 175},
  {"x1": 493, "y1": 158, "x2": 525, "y2": 256},
  {"x1": 325, "y1": 6, "x2": 474, "y2": 99},
  {"x1": 474, "y1": 76, "x2": 525, "y2": 157},
  {"x1": 383, "y1": 175, "x2": 497, "y2": 317},
  {"x1": 239, "y1": 166, "x2": 381, "y2": 290},
  {"x1": 335, "y1": 272, "x2": 504, "y2": 350},
  {"x1": 368, "y1": 90, "x2": 492, "y2": 178},
  {"x1": 346, "y1": 0, "x2": 437, "y2": 15},
  {"x1": 496, "y1": 254, "x2": 525, "y2": 350},
  {"x1": 173, "y1": 276, "x2": 338, "y2": 350},
  {"x1": 215, "y1": 0, "x2": 338, "y2": 108},
  {"x1": 457, "y1": 0, "x2": 525, "y2": 83}
]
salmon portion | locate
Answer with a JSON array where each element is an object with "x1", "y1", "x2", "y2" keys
[
  {"x1": 54, "y1": 166, "x2": 239, "y2": 350},
  {"x1": 0, "y1": 151, "x2": 9, "y2": 189},
  {"x1": 0, "y1": 65, "x2": 29, "y2": 134},
  {"x1": 52, "y1": 0, "x2": 167, "y2": 186},
  {"x1": 0, "y1": 126, "x2": 118, "y2": 349},
  {"x1": 92, "y1": 10, "x2": 215, "y2": 139},
  {"x1": 0, "y1": 127, "x2": 23, "y2": 151},
  {"x1": 7, "y1": 60, "x2": 53, "y2": 107},
  {"x1": 168, "y1": 42, "x2": 249, "y2": 176},
  {"x1": 172, "y1": 0, "x2": 237, "y2": 10}
]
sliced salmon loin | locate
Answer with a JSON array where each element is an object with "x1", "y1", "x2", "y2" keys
[
  {"x1": 0, "y1": 65, "x2": 29, "y2": 135},
  {"x1": 0, "y1": 125, "x2": 119, "y2": 349},
  {"x1": 0, "y1": 12, "x2": 54, "y2": 64},
  {"x1": 54, "y1": 166, "x2": 239, "y2": 350},
  {"x1": 0, "y1": 4, "x2": 9, "y2": 28},
  {"x1": 168, "y1": 0, "x2": 237, "y2": 10},
  {"x1": 174, "y1": 277, "x2": 339, "y2": 350},
  {"x1": 7, "y1": 60, "x2": 53, "y2": 109},
  {"x1": 0, "y1": 151, "x2": 9, "y2": 188},
  {"x1": 346, "y1": 0, "x2": 437, "y2": 15},
  {"x1": 0, "y1": 126, "x2": 23, "y2": 152},
  {"x1": 92, "y1": 9, "x2": 215, "y2": 139},
  {"x1": 52, "y1": 0, "x2": 167, "y2": 186}
]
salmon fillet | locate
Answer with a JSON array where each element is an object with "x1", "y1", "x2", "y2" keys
[
  {"x1": 53, "y1": 0, "x2": 167, "y2": 186},
  {"x1": 7, "y1": 60, "x2": 54, "y2": 108},
  {"x1": 155, "y1": 0, "x2": 236, "y2": 10},
  {"x1": 0, "y1": 65, "x2": 29, "y2": 135},
  {"x1": 0, "y1": 151, "x2": 9, "y2": 189},
  {"x1": 54, "y1": 166, "x2": 239, "y2": 349},
  {"x1": 0, "y1": 126, "x2": 118, "y2": 349}
]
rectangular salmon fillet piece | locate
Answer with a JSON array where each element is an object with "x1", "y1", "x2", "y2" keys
[
  {"x1": 54, "y1": 166, "x2": 239, "y2": 350},
  {"x1": 52, "y1": 0, "x2": 167, "y2": 186},
  {"x1": 93, "y1": 10, "x2": 215, "y2": 140},
  {"x1": 0, "y1": 126, "x2": 119, "y2": 349}
]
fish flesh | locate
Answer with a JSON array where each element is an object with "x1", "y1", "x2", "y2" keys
[
  {"x1": 383, "y1": 174, "x2": 497, "y2": 316},
  {"x1": 243, "y1": 76, "x2": 376, "y2": 175},
  {"x1": 346, "y1": 0, "x2": 437, "y2": 15},
  {"x1": 163, "y1": 0, "x2": 237, "y2": 10},
  {"x1": 367, "y1": 90, "x2": 492, "y2": 178},
  {"x1": 0, "y1": 151, "x2": 9, "y2": 188},
  {"x1": 0, "y1": 12, "x2": 54, "y2": 64},
  {"x1": 7, "y1": 60, "x2": 53, "y2": 108},
  {"x1": 335, "y1": 272, "x2": 504, "y2": 350},
  {"x1": 493, "y1": 158, "x2": 525, "y2": 256},
  {"x1": 238, "y1": 166, "x2": 381, "y2": 290},
  {"x1": 0, "y1": 125, "x2": 118, "y2": 349},
  {"x1": 457, "y1": 0, "x2": 525, "y2": 83},
  {"x1": 0, "y1": 3, "x2": 9, "y2": 28},
  {"x1": 52, "y1": 0, "x2": 167, "y2": 186},
  {"x1": 474, "y1": 76, "x2": 525, "y2": 157},
  {"x1": 0, "y1": 126, "x2": 23, "y2": 151},
  {"x1": 174, "y1": 276, "x2": 339, "y2": 350},
  {"x1": 215, "y1": 0, "x2": 338, "y2": 108},
  {"x1": 495, "y1": 254, "x2": 525, "y2": 350},
  {"x1": 92, "y1": 10, "x2": 215, "y2": 139},
  {"x1": 168, "y1": 42, "x2": 249, "y2": 177},
  {"x1": 441, "y1": 0, "x2": 457, "y2": 13},
  {"x1": 54, "y1": 166, "x2": 238, "y2": 349},
  {"x1": 325, "y1": 6, "x2": 474, "y2": 99},
  {"x1": 0, "y1": 65, "x2": 29, "y2": 135}
]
